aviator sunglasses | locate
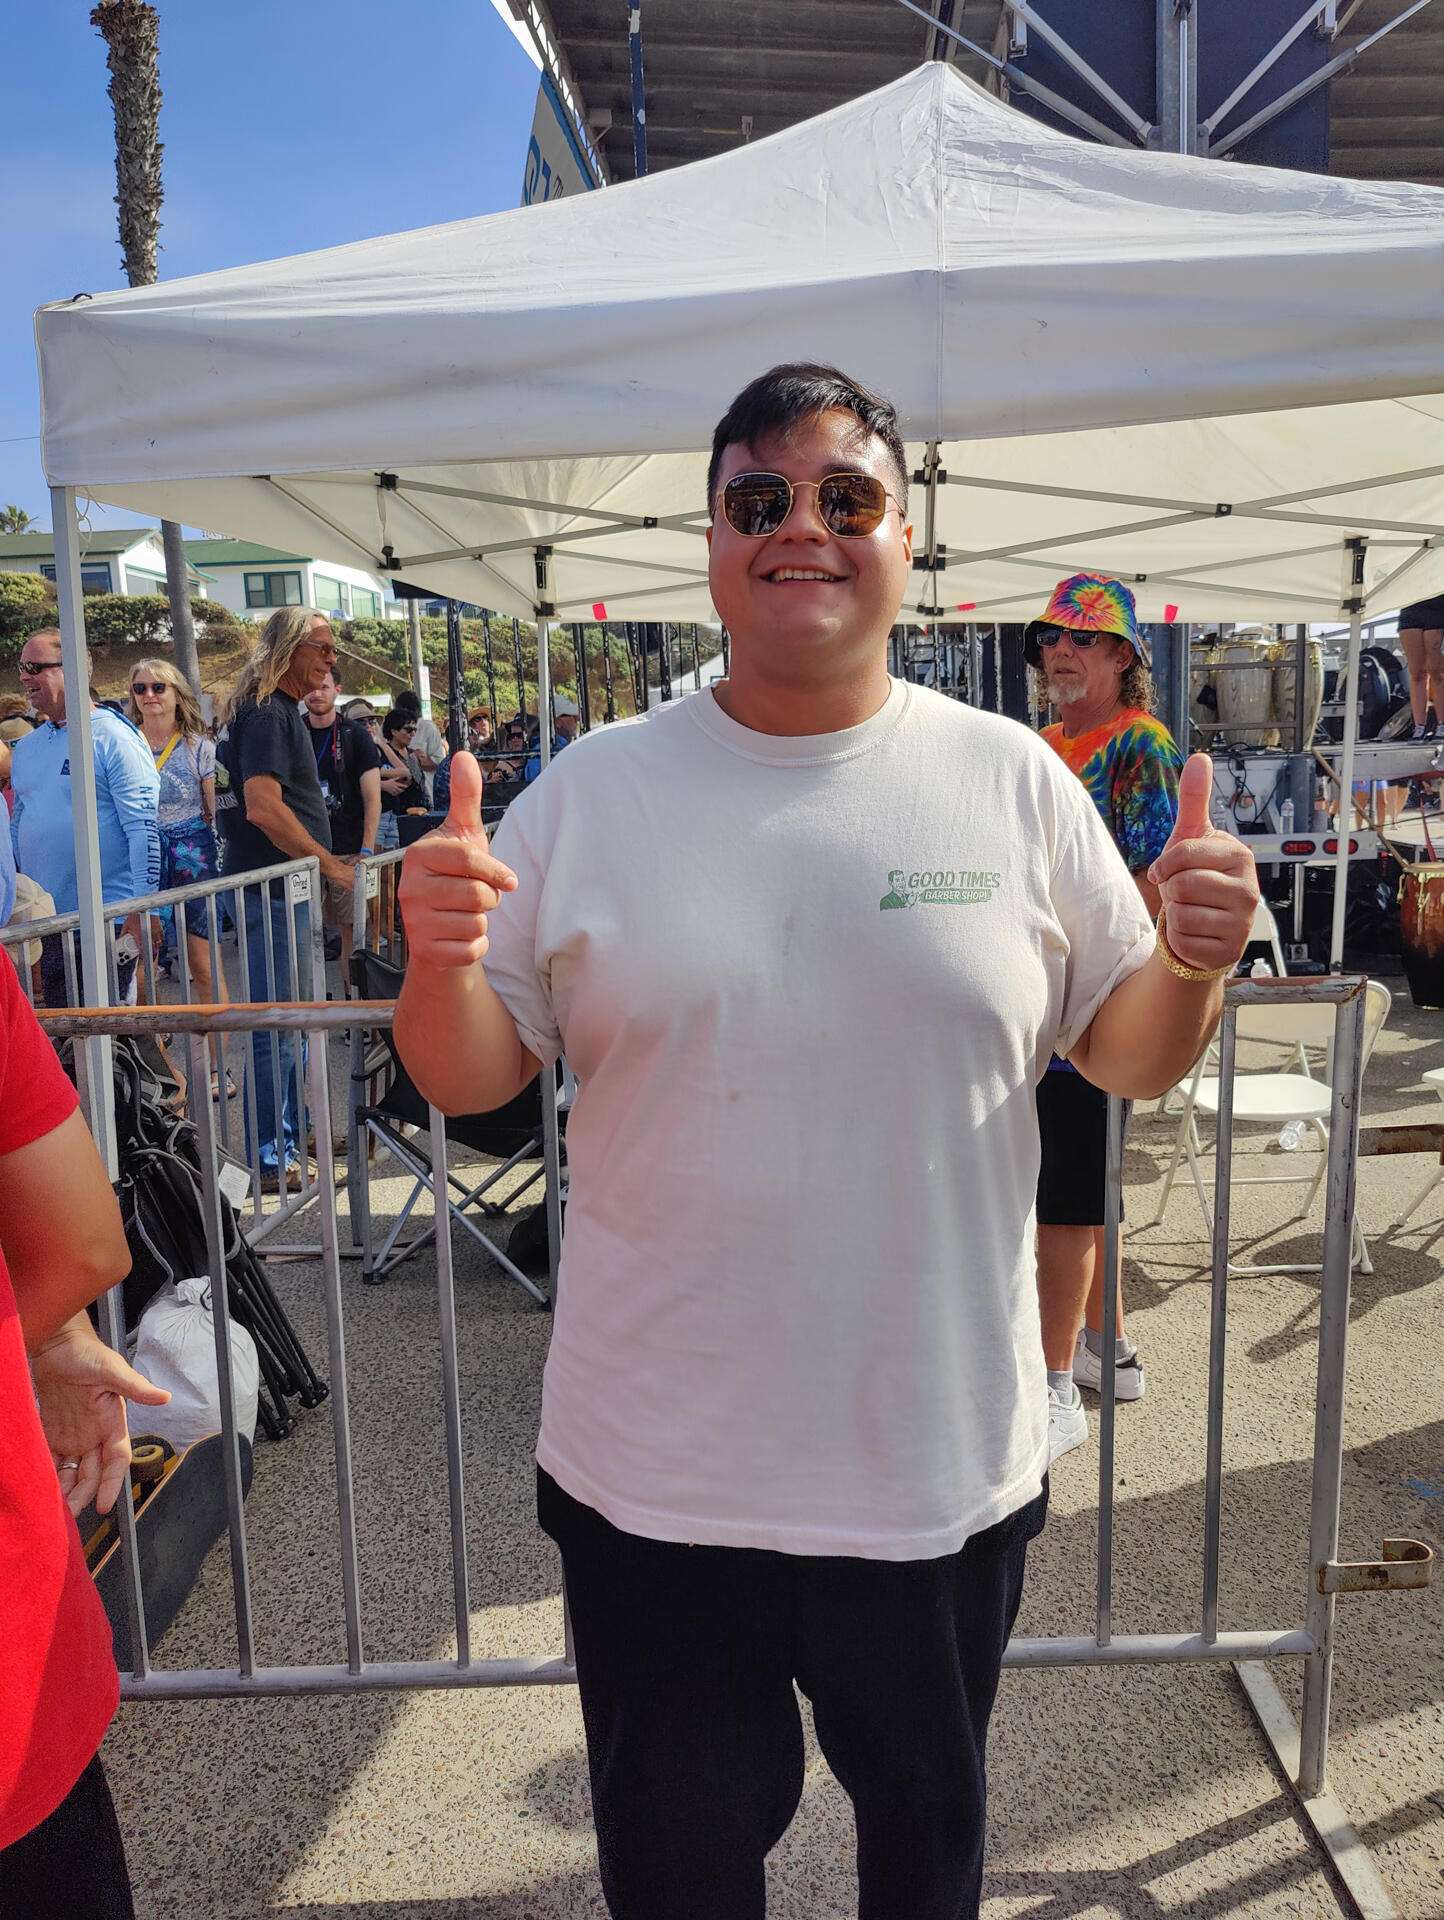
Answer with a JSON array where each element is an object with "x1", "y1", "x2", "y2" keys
[
  {"x1": 719, "y1": 470, "x2": 902, "y2": 540},
  {"x1": 1033, "y1": 626, "x2": 1107, "y2": 650},
  {"x1": 132, "y1": 680, "x2": 170, "y2": 696}
]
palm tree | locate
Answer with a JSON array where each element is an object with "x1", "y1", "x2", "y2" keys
[
  {"x1": 91, "y1": 0, "x2": 202, "y2": 696},
  {"x1": 0, "y1": 506, "x2": 35, "y2": 535}
]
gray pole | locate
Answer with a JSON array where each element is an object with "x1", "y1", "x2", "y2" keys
[
  {"x1": 50, "y1": 485, "x2": 118, "y2": 1173},
  {"x1": 1330, "y1": 540, "x2": 1368, "y2": 969},
  {"x1": 1297, "y1": 982, "x2": 1369, "y2": 1795},
  {"x1": 1155, "y1": 0, "x2": 1198, "y2": 154},
  {"x1": 407, "y1": 597, "x2": 426, "y2": 710}
]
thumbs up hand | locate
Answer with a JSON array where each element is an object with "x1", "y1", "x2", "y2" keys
[
  {"x1": 398, "y1": 753, "x2": 518, "y2": 968},
  {"x1": 1146, "y1": 752, "x2": 1260, "y2": 975}
]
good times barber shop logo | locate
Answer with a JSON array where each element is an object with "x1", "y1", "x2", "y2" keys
[{"x1": 879, "y1": 867, "x2": 1002, "y2": 910}]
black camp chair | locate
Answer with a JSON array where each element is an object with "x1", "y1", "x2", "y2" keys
[{"x1": 349, "y1": 950, "x2": 554, "y2": 1304}]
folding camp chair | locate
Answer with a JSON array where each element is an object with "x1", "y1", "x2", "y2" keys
[
  {"x1": 1151, "y1": 979, "x2": 1391, "y2": 1274},
  {"x1": 349, "y1": 950, "x2": 555, "y2": 1303},
  {"x1": 1153, "y1": 901, "x2": 1297, "y2": 1118}
]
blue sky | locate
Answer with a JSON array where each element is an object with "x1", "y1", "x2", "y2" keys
[{"x1": 0, "y1": 2, "x2": 540, "y2": 531}]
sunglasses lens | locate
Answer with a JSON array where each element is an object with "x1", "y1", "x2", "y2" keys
[
  {"x1": 723, "y1": 474, "x2": 792, "y2": 538},
  {"x1": 818, "y1": 473, "x2": 888, "y2": 536}
]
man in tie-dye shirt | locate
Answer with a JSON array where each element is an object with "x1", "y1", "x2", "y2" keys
[{"x1": 1024, "y1": 574, "x2": 1185, "y2": 1464}]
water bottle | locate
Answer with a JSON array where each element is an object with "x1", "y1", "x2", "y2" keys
[
  {"x1": 1250, "y1": 958, "x2": 1273, "y2": 979},
  {"x1": 1279, "y1": 797, "x2": 1294, "y2": 835},
  {"x1": 1278, "y1": 1121, "x2": 1307, "y2": 1152}
]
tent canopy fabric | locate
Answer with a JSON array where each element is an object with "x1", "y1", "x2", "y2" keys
[{"x1": 35, "y1": 62, "x2": 1444, "y2": 623}]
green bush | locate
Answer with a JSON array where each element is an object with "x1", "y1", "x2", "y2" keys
[
  {"x1": 0, "y1": 572, "x2": 58, "y2": 659},
  {"x1": 80, "y1": 593, "x2": 173, "y2": 650}
]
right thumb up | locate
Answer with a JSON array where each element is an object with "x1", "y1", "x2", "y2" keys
[
  {"x1": 398, "y1": 751, "x2": 518, "y2": 968},
  {"x1": 442, "y1": 751, "x2": 486, "y2": 838}
]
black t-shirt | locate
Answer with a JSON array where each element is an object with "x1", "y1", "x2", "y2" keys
[
  {"x1": 214, "y1": 693, "x2": 332, "y2": 874},
  {"x1": 307, "y1": 715, "x2": 381, "y2": 856}
]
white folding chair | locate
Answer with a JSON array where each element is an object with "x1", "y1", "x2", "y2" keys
[
  {"x1": 1392, "y1": 1065, "x2": 1444, "y2": 1228},
  {"x1": 1154, "y1": 901, "x2": 1294, "y2": 1117},
  {"x1": 1151, "y1": 980, "x2": 1391, "y2": 1274}
]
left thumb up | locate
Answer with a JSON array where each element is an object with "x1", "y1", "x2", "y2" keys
[{"x1": 1168, "y1": 753, "x2": 1215, "y2": 845}]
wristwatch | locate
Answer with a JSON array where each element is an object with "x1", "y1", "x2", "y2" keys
[{"x1": 1155, "y1": 906, "x2": 1233, "y2": 983}]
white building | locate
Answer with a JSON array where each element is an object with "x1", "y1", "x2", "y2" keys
[
  {"x1": 0, "y1": 526, "x2": 201, "y2": 597},
  {"x1": 182, "y1": 538, "x2": 401, "y2": 622}
]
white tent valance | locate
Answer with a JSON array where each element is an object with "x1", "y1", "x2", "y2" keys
[{"x1": 35, "y1": 62, "x2": 1444, "y2": 624}]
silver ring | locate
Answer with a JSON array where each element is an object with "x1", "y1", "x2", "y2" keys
[{"x1": 59, "y1": 1460, "x2": 80, "y2": 1471}]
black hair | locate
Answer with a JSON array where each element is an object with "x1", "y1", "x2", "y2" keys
[
  {"x1": 392, "y1": 689, "x2": 422, "y2": 716},
  {"x1": 382, "y1": 708, "x2": 415, "y2": 740},
  {"x1": 707, "y1": 362, "x2": 909, "y2": 514}
]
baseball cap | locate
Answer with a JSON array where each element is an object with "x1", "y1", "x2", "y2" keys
[
  {"x1": 553, "y1": 695, "x2": 580, "y2": 718},
  {"x1": 1023, "y1": 574, "x2": 1147, "y2": 671}
]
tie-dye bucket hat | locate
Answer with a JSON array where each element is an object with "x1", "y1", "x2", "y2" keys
[{"x1": 1023, "y1": 573, "x2": 1147, "y2": 670}]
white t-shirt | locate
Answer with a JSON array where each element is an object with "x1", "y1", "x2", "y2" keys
[{"x1": 484, "y1": 679, "x2": 1154, "y2": 1561}]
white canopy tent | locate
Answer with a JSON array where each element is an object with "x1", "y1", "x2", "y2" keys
[
  {"x1": 32, "y1": 60, "x2": 1444, "y2": 1071},
  {"x1": 35, "y1": 62, "x2": 1444, "y2": 627}
]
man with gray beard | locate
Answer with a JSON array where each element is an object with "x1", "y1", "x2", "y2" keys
[{"x1": 1025, "y1": 575, "x2": 1185, "y2": 1461}]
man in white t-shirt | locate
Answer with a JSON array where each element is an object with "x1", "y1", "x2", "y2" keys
[{"x1": 395, "y1": 364, "x2": 1258, "y2": 1920}]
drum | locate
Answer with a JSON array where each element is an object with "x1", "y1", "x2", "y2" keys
[
  {"x1": 1399, "y1": 864, "x2": 1444, "y2": 1009},
  {"x1": 1270, "y1": 636, "x2": 1323, "y2": 747},
  {"x1": 1215, "y1": 631, "x2": 1279, "y2": 747}
]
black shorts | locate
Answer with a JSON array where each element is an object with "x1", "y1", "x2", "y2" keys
[
  {"x1": 1398, "y1": 595, "x2": 1444, "y2": 633},
  {"x1": 1035, "y1": 1067, "x2": 1131, "y2": 1226}
]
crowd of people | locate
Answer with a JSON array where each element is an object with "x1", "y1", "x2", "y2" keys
[{"x1": 1, "y1": 364, "x2": 1259, "y2": 1919}]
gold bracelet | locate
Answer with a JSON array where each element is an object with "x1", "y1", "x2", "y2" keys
[{"x1": 1154, "y1": 906, "x2": 1234, "y2": 983}]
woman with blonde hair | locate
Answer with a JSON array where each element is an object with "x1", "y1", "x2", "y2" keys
[{"x1": 127, "y1": 658, "x2": 232, "y2": 1095}]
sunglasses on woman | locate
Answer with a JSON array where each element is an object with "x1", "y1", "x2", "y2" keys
[
  {"x1": 132, "y1": 681, "x2": 170, "y2": 696},
  {"x1": 718, "y1": 470, "x2": 902, "y2": 540}
]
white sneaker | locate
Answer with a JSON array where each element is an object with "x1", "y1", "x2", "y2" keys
[
  {"x1": 1047, "y1": 1382, "x2": 1088, "y2": 1463},
  {"x1": 1073, "y1": 1329, "x2": 1146, "y2": 1401}
]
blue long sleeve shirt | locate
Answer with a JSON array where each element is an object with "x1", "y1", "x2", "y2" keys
[
  {"x1": 0, "y1": 812, "x2": 13, "y2": 926},
  {"x1": 11, "y1": 708, "x2": 161, "y2": 915}
]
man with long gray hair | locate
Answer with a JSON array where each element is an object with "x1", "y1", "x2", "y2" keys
[
  {"x1": 1024, "y1": 574, "x2": 1185, "y2": 1462},
  {"x1": 215, "y1": 608, "x2": 354, "y2": 1188}
]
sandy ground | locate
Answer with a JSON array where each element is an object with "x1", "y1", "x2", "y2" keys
[{"x1": 100, "y1": 990, "x2": 1444, "y2": 1919}]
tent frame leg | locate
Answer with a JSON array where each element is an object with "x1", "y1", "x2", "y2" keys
[{"x1": 50, "y1": 483, "x2": 118, "y2": 1174}]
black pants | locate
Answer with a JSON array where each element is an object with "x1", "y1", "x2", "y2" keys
[
  {"x1": 0, "y1": 1754, "x2": 134, "y2": 1919},
  {"x1": 539, "y1": 1467, "x2": 1047, "y2": 1920}
]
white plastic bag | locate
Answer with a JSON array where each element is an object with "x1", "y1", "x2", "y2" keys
[{"x1": 133, "y1": 1277, "x2": 259, "y2": 1452}]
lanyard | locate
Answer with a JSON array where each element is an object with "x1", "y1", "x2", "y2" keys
[
  {"x1": 312, "y1": 721, "x2": 337, "y2": 774},
  {"x1": 154, "y1": 732, "x2": 182, "y2": 773}
]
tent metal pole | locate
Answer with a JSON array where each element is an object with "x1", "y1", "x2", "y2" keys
[
  {"x1": 49, "y1": 484, "x2": 117, "y2": 1176},
  {"x1": 1007, "y1": 0, "x2": 1153, "y2": 142},
  {"x1": 532, "y1": 545, "x2": 564, "y2": 1296},
  {"x1": 1330, "y1": 540, "x2": 1368, "y2": 970},
  {"x1": 535, "y1": 549, "x2": 555, "y2": 769},
  {"x1": 512, "y1": 617, "x2": 526, "y2": 723}
]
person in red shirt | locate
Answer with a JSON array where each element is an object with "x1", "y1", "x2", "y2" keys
[{"x1": 0, "y1": 946, "x2": 168, "y2": 1917}]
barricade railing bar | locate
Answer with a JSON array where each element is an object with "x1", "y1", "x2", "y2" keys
[
  {"x1": 6, "y1": 857, "x2": 328, "y2": 1240},
  {"x1": 36, "y1": 978, "x2": 1432, "y2": 1857}
]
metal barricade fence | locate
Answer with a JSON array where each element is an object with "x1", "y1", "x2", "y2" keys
[
  {"x1": 4, "y1": 857, "x2": 327, "y2": 1244},
  {"x1": 33, "y1": 977, "x2": 1433, "y2": 1908}
]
